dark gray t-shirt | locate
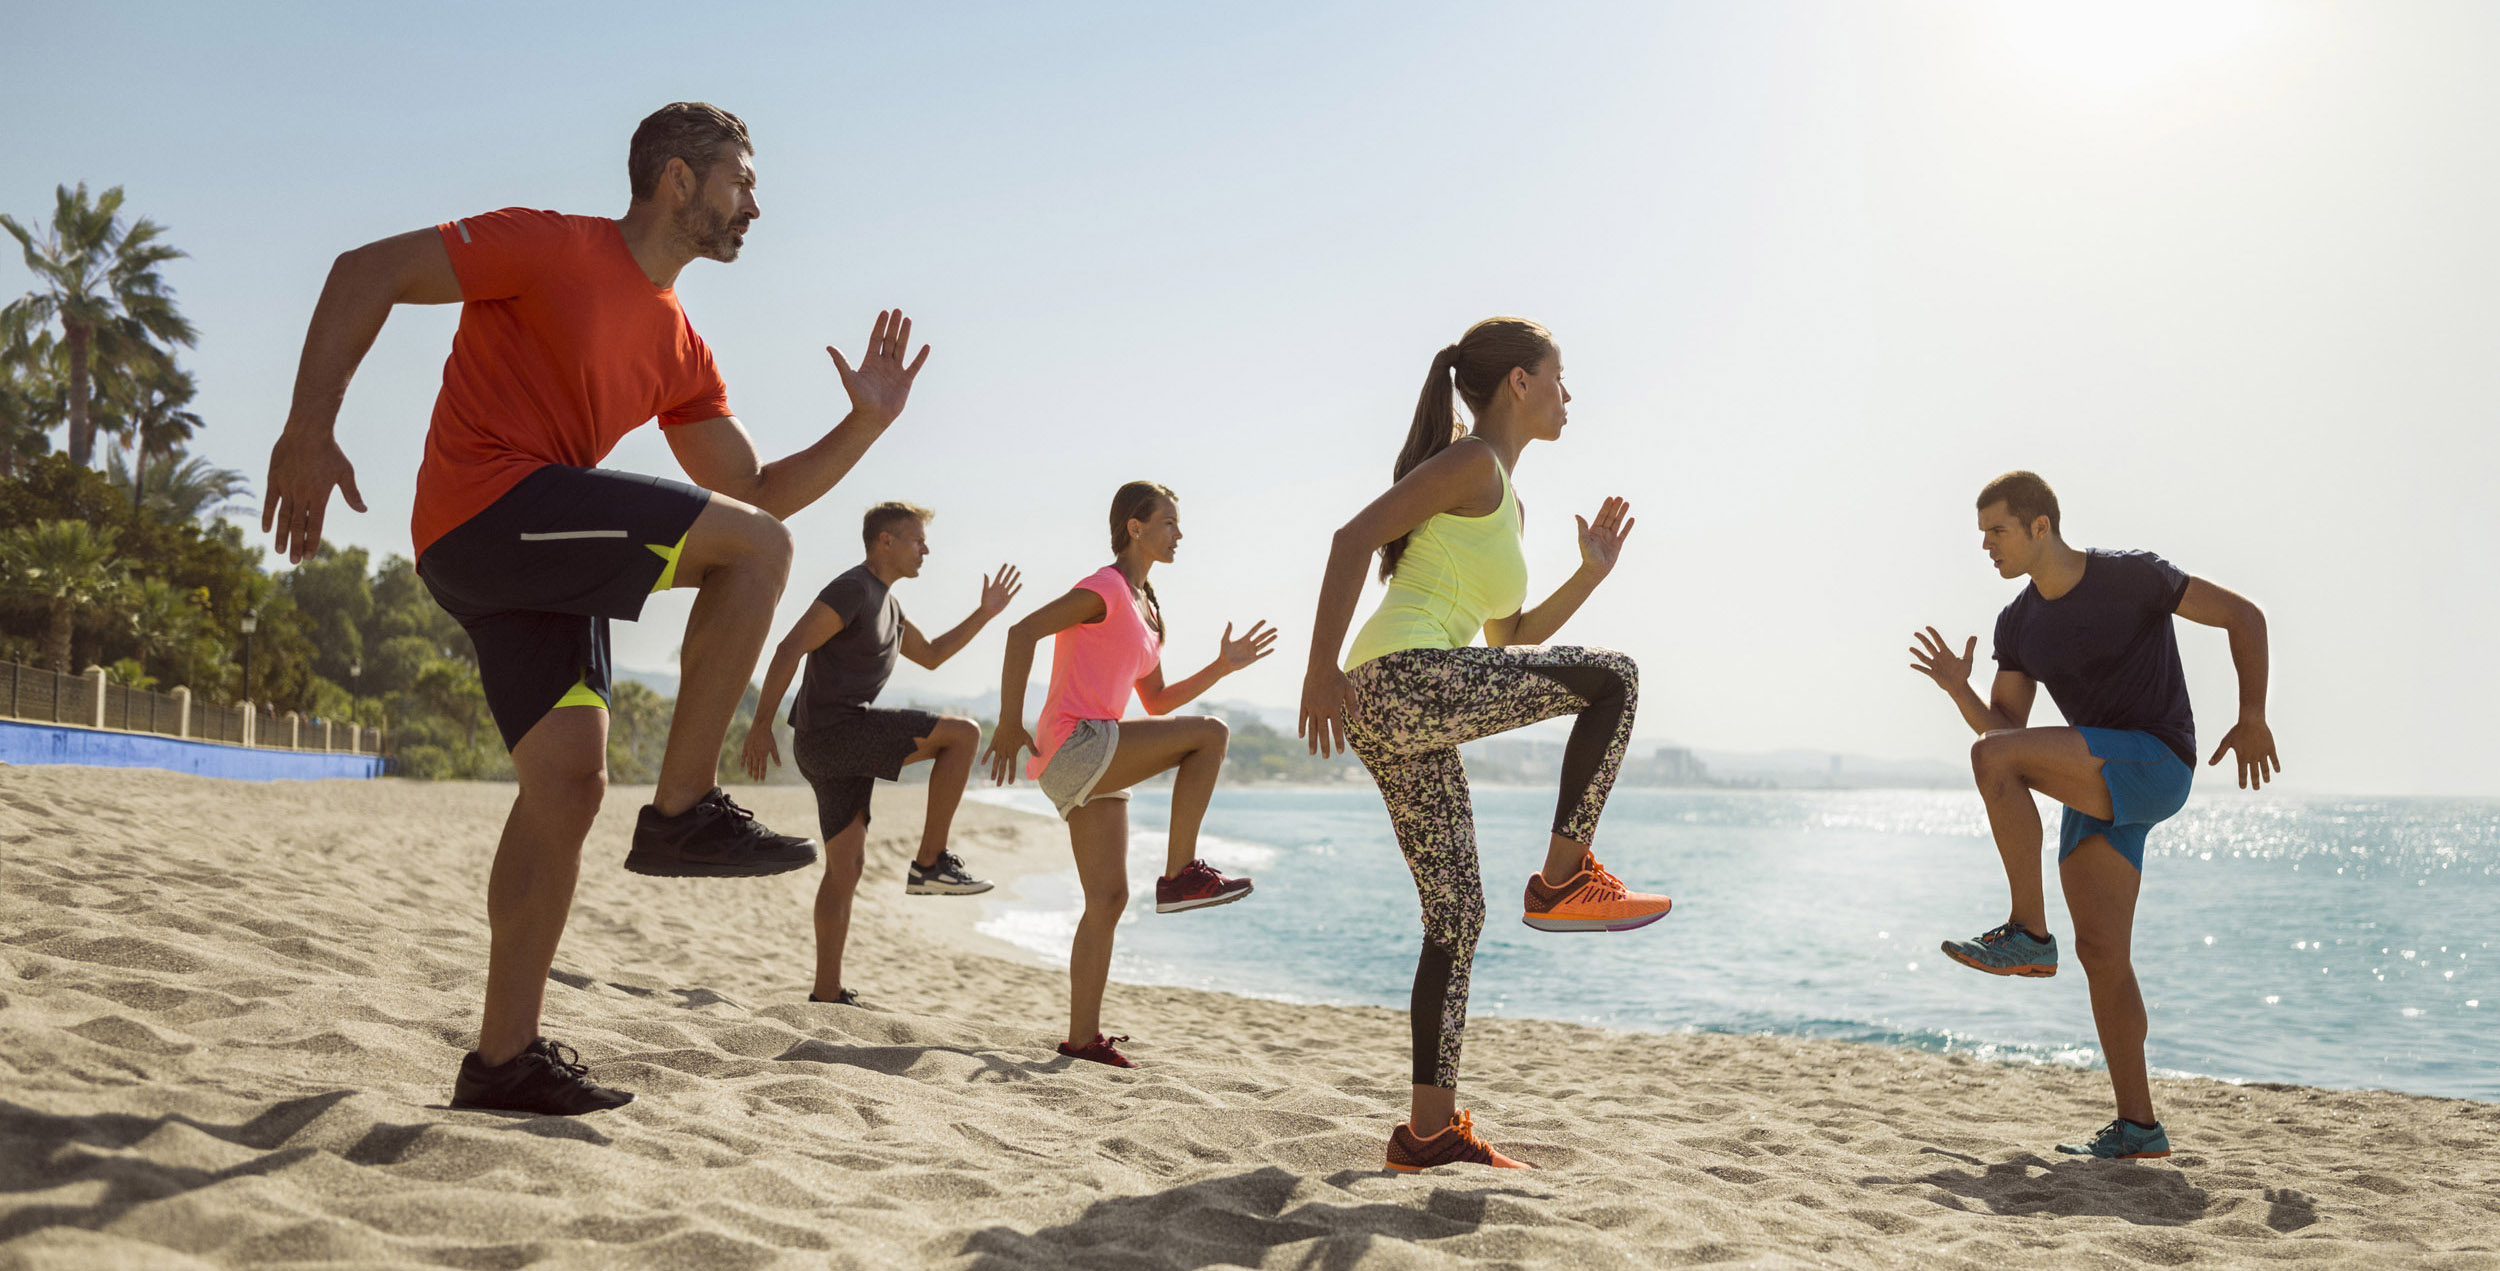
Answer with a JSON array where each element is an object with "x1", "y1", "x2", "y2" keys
[
  {"x1": 1992, "y1": 548, "x2": 2196, "y2": 765},
  {"x1": 790, "y1": 563, "x2": 902, "y2": 729}
]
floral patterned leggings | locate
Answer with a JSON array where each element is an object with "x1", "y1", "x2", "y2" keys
[{"x1": 1345, "y1": 644, "x2": 1639, "y2": 1088}]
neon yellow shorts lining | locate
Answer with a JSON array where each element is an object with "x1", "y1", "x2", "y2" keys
[
  {"x1": 553, "y1": 675, "x2": 607, "y2": 711},
  {"x1": 648, "y1": 533, "x2": 687, "y2": 593}
]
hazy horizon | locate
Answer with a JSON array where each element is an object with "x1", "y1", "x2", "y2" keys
[{"x1": 9, "y1": 2, "x2": 2495, "y2": 796}]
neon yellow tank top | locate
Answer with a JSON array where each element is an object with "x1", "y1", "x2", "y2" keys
[{"x1": 1345, "y1": 449, "x2": 1529, "y2": 670}]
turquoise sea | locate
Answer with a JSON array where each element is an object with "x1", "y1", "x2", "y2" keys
[{"x1": 968, "y1": 784, "x2": 2497, "y2": 1101}]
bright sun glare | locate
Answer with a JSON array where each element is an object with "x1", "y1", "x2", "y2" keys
[{"x1": 1988, "y1": 0, "x2": 2278, "y2": 98}]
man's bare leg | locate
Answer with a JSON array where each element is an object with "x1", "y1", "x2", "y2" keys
[
  {"x1": 2062, "y1": 835, "x2": 2156, "y2": 1125},
  {"x1": 478, "y1": 705, "x2": 609, "y2": 1064},
  {"x1": 653, "y1": 496, "x2": 794, "y2": 816},
  {"x1": 912, "y1": 716, "x2": 980, "y2": 869},
  {"x1": 812, "y1": 812, "x2": 868, "y2": 998},
  {"x1": 1970, "y1": 726, "x2": 2114, "y2": 937}
]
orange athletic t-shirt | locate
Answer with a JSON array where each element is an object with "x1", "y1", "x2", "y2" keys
[{"x1": 410, "y1": 208, "x2": 732, "y2": 557}]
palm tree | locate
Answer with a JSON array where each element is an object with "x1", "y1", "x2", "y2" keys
[
  {"x1": 0, "y1": 519, "x2": 129, "y2": 672},
  {"x1": 1, "y1": 184, "x2": 195, "y2": 468},
  {"x1": 107, "y1": 448, "x2": 253, "y2": 524},
  {"x1": 0, "y1": 329, "x2": 65, "y2": 478},
  {"x1": 122, "y1": 365, "x2": 204, "y2": 496}
]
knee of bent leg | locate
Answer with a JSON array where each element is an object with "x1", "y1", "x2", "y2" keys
[
  {"x1": 1193, "y1": 714, "x2": 1230, "y2": 754},
  {"x1": 1970, "y1": 732, "x2": 2018, "y2": 782},
  {"x1": 936, "y1": 716, "x2": 980, "y2": 750}
]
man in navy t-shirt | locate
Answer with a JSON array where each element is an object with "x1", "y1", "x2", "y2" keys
[
  {"x1": 1910, "y1": 470, "x2": 2279, "y2": 1161},
  {"x1": 740, "y1": 501, "x2": 1020, "y2": 1005}
]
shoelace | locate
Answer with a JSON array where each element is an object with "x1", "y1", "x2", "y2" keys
[
  {"x1": 1977, "y1": 922, "x2": 2024, "y2": 948},
  {"x1": 706, "y1": 790, "x2": 757, "y2": 824},
  {"x1": 530, "y1": 1039, "x2": 591, "y2": 1079},
  {"x1": 1448, "y1": 1110, "x2": 1494, "y2": 1156},
  {"x1": 1577, "y1": 860, "x2": 1627, "y2": 901}
]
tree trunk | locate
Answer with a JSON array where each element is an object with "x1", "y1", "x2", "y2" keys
[
  {"x1": 46, "y1": 601, "x2": 72, "y2": 673},
  {"x1": 66, "y1": 321, "x2": 92, "y2": 468}
]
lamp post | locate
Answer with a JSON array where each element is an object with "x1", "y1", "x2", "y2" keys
[
  {"x1": 239, "y1": 611, "x2": 257, "y2": 703},
  {"x1": 349, "y1": 658, "x2": 362, "y2": 697}
]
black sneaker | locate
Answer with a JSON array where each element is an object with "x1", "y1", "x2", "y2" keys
[
  {"x1": 905, "y1": 850, "x2": 994, "y2": 896},
  {"x1": 624, "y1": 788, "x2": 818, "y2": 878},
  {"x1": 808, "y1": 988, "x2": 860, "y2": 1005},
  {"x1": 450, "y1": 1038, "x2": 634, "y2": 1115}
]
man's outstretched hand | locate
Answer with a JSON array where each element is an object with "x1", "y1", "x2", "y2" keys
[
  {"x1": 827, "y1": 309, "x2": 931, "y2": 429},
  {"x1": 2208, "y1": 719, "x2": 2281, "y2": 791},
  {"x1": 1908, "y1": 627, "x2": 1976, "y2": 693},
  {"x1": 262, "y1": 429, "x2": 366, "y2": 564}
]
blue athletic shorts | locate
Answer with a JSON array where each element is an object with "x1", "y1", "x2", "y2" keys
[{"x1": 2059, "y1": 727, "x2": 2193, "y2": 871}]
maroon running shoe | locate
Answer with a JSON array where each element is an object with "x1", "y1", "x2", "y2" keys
[
  {"x1": 1155, "y1": 859, "x2": 1254, "y2": 914},
  {"x1": 1058, "y1": 1033, "x2": 1137, "y2": 1068},
  {"x1": 1385, "y1": 1110, "x2": 1532, "y2": 1172}
]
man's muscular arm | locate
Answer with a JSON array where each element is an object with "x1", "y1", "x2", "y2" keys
[
  {"x1": 2176, "y1": 577, "x2": 2280, "y2": 788},
  {"x1": 263, "y1": 228, "x2": 464, "y2": 562},
  {"x1": 667, "y1": 309, "x2": 930, "y2": 521}
]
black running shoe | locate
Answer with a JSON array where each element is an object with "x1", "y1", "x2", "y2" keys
[
  {"x1": 905, "y1": 850, "x2": 994, "y2": 896},
  {"x1": 450, "y1": 1038, "x2": 634, "y2": 1116},
  {"x1": 624, "y1": 787, "x2": 817, "y2": 878},
  {"x1": 808, "y1": 988, "x2": 860, "y2": 1005}
]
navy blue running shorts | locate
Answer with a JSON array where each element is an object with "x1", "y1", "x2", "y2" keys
[{"x1": 417, "y1": 465, "x2": 711, "y2": 751}]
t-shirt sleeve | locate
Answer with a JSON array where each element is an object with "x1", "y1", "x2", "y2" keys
[
  {"x1": 2138, "y1": 552, "x2": 2192, "y2": 613},
  {"x1": 1991, "y1": 603, "x2": 2026, "y2": 675},
  {"x1": 816, "y1": 574, "x2": 872, "y2": 628},
  {"x1": 436, "y1": 208, "x2": 568, "y2": 302},
  {"x1": 1075, "y1": 570, "x2": 1125, "y2": 625},
  {"x1": 658, "y1": 325, "x2": 731, "y2": 427}
]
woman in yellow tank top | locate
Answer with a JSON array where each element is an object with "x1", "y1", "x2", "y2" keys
[{"x1": 1299, "y1": 317, "x2": 1671, "y2": 1172}]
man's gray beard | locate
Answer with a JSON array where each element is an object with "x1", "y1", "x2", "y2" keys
[{"x1": 676, "y1": 204, "x2": 745, "y2": 263}]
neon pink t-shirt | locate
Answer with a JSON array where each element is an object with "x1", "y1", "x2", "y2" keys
[{"x1": 1029, "y1": 566, "x2": 1162, "y2": 777}]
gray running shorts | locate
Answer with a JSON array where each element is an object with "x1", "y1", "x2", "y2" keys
[{"x1": 1038, "y1": 719, "x2": 1128, "y2": 820}]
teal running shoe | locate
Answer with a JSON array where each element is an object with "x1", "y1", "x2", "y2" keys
[
  {"x1": 2057, "y1": 1118, "x2": 2171, "y2": 1159},
  {"x1": 1939, "y1": 922, "x2": 2058, "y2": 978}
]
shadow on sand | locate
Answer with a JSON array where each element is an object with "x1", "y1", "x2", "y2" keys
[
  {"x1": 0, "y1": 1092, "x2": 610, "y2": 1244},
  {"x1": 958, "y1": 1163, "x2": 1543, "y2": 1270},
  {"x1": 1865, "y1": 1148, "x2": 2227, "y2": 1226}
]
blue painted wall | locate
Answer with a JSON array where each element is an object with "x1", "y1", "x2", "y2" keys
[{"x1": 0, "y1": 720, "x2": 385, "y2": 781}]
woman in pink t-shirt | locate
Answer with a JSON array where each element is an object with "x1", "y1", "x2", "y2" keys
[{"x1": 984, "y1": 481, "x2": 1278, "y2": 1068}]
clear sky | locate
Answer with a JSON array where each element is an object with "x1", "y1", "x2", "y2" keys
[{"x1": 8, "y1": 2, "x2": 2495, "y2": 795}]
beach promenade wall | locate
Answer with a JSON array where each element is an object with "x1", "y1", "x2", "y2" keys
[
  {"x1": 0, "y1": 662, "x2": 386, "y2": 781},
  {"x1": 0, "y1": 718, "x2": 385, "y2": 780}
]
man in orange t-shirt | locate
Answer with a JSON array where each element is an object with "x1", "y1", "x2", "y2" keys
[{"x1": 261, "y1": 102, "x2": 931, "y2": 1115}]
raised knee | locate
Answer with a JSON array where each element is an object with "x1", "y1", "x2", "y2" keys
[
  {"x1": 1196, "y1": 715, "x2": 1230, "y2": 752},
  {"x1": 1971, "y1": 733, "x2": 2018, "y2": 781},
  {"x1": 936, "y1": 716, "x2": 980, "y2": 749}
]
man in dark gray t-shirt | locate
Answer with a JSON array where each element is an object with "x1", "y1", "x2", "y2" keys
[
  {"x1": 742, "y1": 501, "x2": 1021, "y2": 1004},
  {"x1": 1909, "y1": 470, "x2": 2280, "y2": 1163}
]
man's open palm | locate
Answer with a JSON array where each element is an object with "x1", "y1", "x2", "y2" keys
[{"x1": 826, "y1": 309, "x2": 930, "y2": 428}]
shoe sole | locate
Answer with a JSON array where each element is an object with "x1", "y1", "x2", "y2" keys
[
  {"x1": 1941, "y1": 944, "x2": 2057, "y2": 978},
  {"x1": 905, "y1": 880, "x2": 996, "y2": 895},
  {"x1": 1521, "y1": 905, "x2": 1671, "y2": 933},
  {"x1": 1155, "y1": 881, "x2": 1253, "y2": 914},
  {"x1": 623, "y1": 852, "x2": 818, "y2": 879}
]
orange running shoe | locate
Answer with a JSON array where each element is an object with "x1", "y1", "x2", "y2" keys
[
  {"x1": 1522, "y1": 850, "x2": 1672, "y2": 932},
  {"x1": 1385, "y1": 1110, "x2": 1533, "y2": 1172}
]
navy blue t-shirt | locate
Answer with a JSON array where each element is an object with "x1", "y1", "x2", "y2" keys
[
  {"x1": 790, "y1": 563, "x2": 902, "y2": 729},
  {"x1": 1991, "y1": 549, "x2": 2196, "y2": 765}
]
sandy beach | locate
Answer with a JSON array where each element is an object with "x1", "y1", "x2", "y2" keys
[{"x1": 2, "y1": 766, "x2": 2495, "y2": 1269}]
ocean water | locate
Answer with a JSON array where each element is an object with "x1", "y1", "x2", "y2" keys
[{"x1": 968, "y1": 784, "x2": 2497, "y2": 1102}]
